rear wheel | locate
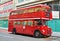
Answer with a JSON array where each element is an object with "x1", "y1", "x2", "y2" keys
[
  {"x1": 12, "y1": 28, "x2": 16, "y2": 34},
  {"x1": 34, "y1": 31, "x2": 44, "y2": 38}
]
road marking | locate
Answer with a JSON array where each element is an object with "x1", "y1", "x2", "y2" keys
[{"x1": 0, "y1": 34, "x2": 14, "y2": 39}]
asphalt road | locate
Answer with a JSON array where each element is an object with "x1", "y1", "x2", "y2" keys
[{"x1": 0, "y1": 30, "x2": 60, "y2": 41}]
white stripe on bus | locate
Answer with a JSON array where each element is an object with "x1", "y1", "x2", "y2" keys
[{"x1": 9, "y1": 18, "x2": 50, "y2": 20}]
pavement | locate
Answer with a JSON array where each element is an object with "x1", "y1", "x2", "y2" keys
[
  {"x1": 0, "y1": 29, "x2": 8, "y2": 33},
  {"x1": 0, "y1": 29, "x2": 60, "y2": 41}
]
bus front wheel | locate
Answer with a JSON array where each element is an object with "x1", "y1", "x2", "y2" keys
[{"x1": 34, "y1": 31, "x2": 43, "y2": 38}]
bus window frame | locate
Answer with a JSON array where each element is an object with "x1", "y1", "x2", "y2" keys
[
  {"x1": 22, "y1": 21, "x2": 28, "y2": 26},
  {"x1": 14, "y1": 21, "x2": 21, "y2": 25},
  {"x1": 34, "y1": 19, "x2": 42, "y2": 26},
  {"x1": 27, "y1": 21, "x2": 33, "y2": 26}
]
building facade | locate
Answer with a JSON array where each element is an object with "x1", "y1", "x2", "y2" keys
[
  {"x1": 46, "y1": 0, "x2": 60, "y2": 32},
  {"x1": 0, "y1": 1, "x2": 13, "y2": 29}
]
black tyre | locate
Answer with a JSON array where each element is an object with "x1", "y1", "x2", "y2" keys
[
  {"x1": 34, "y1": 31, "x2": 44, "y2": 38},
  {"x1": 47, "y1": 35, "x2": 51, "y2": 37},
  {"x1": 12, "y1": 28, "x2": 16, "y2": 34}
]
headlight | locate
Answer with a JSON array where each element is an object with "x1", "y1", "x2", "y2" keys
[{"x1": 42, "y1": 30, "x2": 45, "y2": 32}]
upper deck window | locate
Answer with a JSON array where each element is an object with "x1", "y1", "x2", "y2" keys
[
  {"x1": 10, "y1": 6, "x2": 49, "y2": 15},
  {"x1": 35, "y1": 7, "x2": 41, "y2": 12},
  {"x1": 28, "y1": 8, "x2": 35, "y2": 13}
]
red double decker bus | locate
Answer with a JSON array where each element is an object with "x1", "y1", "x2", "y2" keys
[{"x1": 8, "y1": 4, "x2": 52, "y2": 38}]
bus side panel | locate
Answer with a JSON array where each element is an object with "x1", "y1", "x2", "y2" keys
[
  {"x1": 23, "y1": 26, "x2": 33, "y2": 35},
  {"x1": 15, "y1": 25, "x2": 24, "y2": 34},
  {"x1": 23, "y1": 26, "x2": 40, "y2": 35},
  {"x1": 8, "y1": 20, "x2": 14, "y2": 32}
]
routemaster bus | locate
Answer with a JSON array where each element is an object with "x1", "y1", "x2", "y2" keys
[{"x1": 8, "y1": 4, "x2": 52, "y2": 38}]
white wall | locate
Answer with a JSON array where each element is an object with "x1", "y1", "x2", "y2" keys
[
  {"x1": 16, "y1": 0, "x2": 54, "y2": 6},
  {"x1": 0, "y1": 0, "x2": 11, "y2": 4},
  {"x1": 52, "y1": 11, "x2": 59, "y2": 19}
]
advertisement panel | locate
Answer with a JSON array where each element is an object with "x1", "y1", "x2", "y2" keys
[
  {"x1": 0, "y1": 1, "x2": 13, "y2": 8},
  {"x1": 52, "y1": 11, "x2": 59, "y2": 19},
  {"x1": 0, "y1": 1, "x2": 13, "y2": 17}
]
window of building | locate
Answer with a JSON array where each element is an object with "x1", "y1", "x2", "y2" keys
[
  {"x1": 18, "y1": 0, "x2": 24, "y2": 3},
  {"x1": 52, "y1": 4, "x2": 59, "y2": 11},
  {"x1": 58, "y1": 4, "x2": 60, "y2": 11},
  {"x1": 3, "y1": 6, "x2": 7, "y2": 10}
]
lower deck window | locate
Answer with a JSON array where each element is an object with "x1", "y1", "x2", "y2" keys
[
  {"x1": 14, "y1": 21, "x2": 20, "y2": 25},
  {"x1": 28, "y1": 21, "x2": 33, "y2": 26},
  {"x1": 22, "y1": 21, "x2": 27, "y2": 26}
]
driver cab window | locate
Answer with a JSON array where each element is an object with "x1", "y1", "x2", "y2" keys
[{"x1": 34, "y1": 19, "x2": 42, "y2": 26}]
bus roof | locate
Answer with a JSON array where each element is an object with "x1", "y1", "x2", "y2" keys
[
  {"x1": 11, "y1": 4, "x2": 50, "y2": 12},
  {"x1": 18, "y1": 4, "x2": 50, "y2": 9}
]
